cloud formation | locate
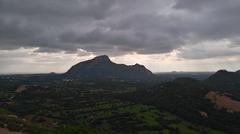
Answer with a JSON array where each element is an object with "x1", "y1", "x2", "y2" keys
[{"x1": 1, "y1": 0, "x2": 240, "y2": 73}]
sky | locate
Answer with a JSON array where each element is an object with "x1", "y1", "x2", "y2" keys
[{"x1": 1, "y1": 0, "x2": 240, "y2": 74}]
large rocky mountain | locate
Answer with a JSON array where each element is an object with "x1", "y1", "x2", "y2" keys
[{"x1": 64, "y1": 55, "x2": 156, "y2": 81}]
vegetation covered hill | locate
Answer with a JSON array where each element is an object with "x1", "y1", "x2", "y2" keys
[
  {"x1": 205, "y1": 70, "x2": 240, "y2": 90},
  {"x1": 120, "y1": 78, "x2": 240, "y2": 134}
]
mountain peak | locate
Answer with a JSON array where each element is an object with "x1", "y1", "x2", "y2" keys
[
  {"x1": 94, "y1": 55, "x2": 110, "y2": 60},
  {"x1": 132, "y1": 63, "x2": 146, "y2": 69},
  {"x1": 133, "y1": 63, "x2": 142, "y2": 66},
  {"x1": 90, "y1": 55, "x2": 112, "y2": 64},
  {"x1": 64, "y1": 55, "x2": 155, "y2": 81},
  {"x1": 91, "y1": 55, "x2": 111, "y2": 63},
  {"x1": 216, "y1": 69, "x2": 228, "y2": 74}
]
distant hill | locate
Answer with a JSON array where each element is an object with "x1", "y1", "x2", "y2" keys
[
  {"x1": 205, "y1": 70, "x2": 240, "y2": 90},
  {"x1": 237, "y1": 70, "x2": 240, "y2": 74},
  {"x1": 64, "y1": 55, "x2": 156, "y2": 81}
]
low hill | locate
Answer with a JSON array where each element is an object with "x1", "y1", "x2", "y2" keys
[
  {"x1": 205, "y1": 70, "x2": 240, "y2": 91},
  {"x1": 120, "y1": 78, "x2": 240, "y2": 134}
]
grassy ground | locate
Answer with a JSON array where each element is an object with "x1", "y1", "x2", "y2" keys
[{"x1": 0, "y1": 102, "x2": 225, "y2": 134}]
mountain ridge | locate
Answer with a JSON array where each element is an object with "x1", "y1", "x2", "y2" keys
[
  {"x1": 205, "y1": 69, "x2": 240, "y2": 90},
  {"x1": 64, "y1": 55, "x2": 156, "y2": 81}
]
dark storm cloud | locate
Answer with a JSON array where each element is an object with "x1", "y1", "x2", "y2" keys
[
  {"x1": 174, "y1": 0, "x2": 240, "y2": 39},
  {"x1": 0, "y1": 0, "x2": 115, "y2": 19},
  {"x1": 1, "y1": 0, "x2": 240, "y2": 59}
]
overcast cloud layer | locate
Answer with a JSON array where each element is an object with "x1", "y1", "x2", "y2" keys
[{"x1": 1, "y1": 0, "x2": 240, "y2": 73}]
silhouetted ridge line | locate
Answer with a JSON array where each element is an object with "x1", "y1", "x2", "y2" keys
[{"x1": 64, "y1": 55, "x2": 156, "y2": 81}]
